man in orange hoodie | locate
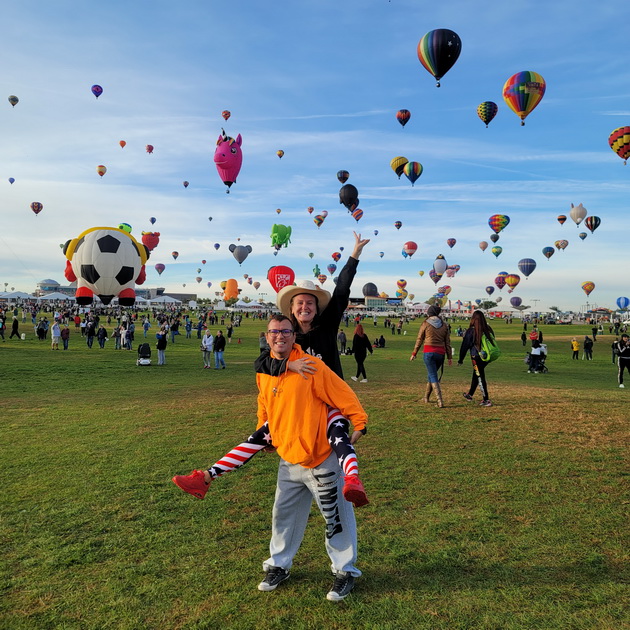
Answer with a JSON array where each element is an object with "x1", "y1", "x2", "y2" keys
[{"x1": 255, "y1": 314, "x2": 368, "y2": 601}]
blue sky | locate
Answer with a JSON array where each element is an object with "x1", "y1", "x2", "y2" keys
[{"x1": 1, "y1": 0, "x2": 629, "y2": 312}]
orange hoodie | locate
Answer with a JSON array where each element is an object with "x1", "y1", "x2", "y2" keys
[{"x1": 256, "y1": 345, "x2": 368, "y2": 468}]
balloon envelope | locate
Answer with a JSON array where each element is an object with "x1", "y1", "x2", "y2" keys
[
  {"x1": 491, "y1": 246, "x2": 502, "y2": 258},
  {"x1": 581, "y1": 281, "x2": 595, "y2": 297},
  {"x1": 488, "y1": 214, "x2": 510, "y2": 234},
  {"x1": 569, "y1": 203, "x2": 587, "y2": 226},
  {"x1": 479, "y1": 241, "x2": 488, "y2": 251},
  {"x1": 502, "y1": 71, "x2": 546, "y2": 125},
  {"x1": 510, "y1": 297, "x2": 522, "y2": 308},
  {"x1": 403, "y1": 161, "x2": 423, "y2": 186},
  {"x1": 336, "y1": 170, "x2": 349, "y2": 184},
  {"x1": 403, "y1": 241, "x2": 418, "y2": 257},
  {"x1": 396, "y1": 109, "x2": 411, "y2": 127},
  {"x1": 608, "y1": 126, "x2": 630, "y2": 164},
  {"x1": 518, "y1": 258, "x2": 537, "y2": 277},
  {"x1": 585, "y1": 216, "x2": 601, "y2": 233},
  {"x1": 91, "y1": 85, "x2": 103, "y2": 98},
  {"x1": 616, "y1": 297, "x2": 630, "y2": 310},
  {"x1": 542, "y1": 246, "x2": 555, "y2": 260},
  {"x1": 390, "y1": 156, "x2": 409, "y2": 178},
  {"x1": 267, "y1": 265, "x2": 295, "y2": 292},
  {"x1": 477, "y1": 101, "x2": 498, "y2": 127},
  {"x1": 362, "y1": 282, "x2": 378, "y2": 297},
  {"x1": 417, "y1": 29, "x2": 462, "y2": 87},
  {"x1": 154, "y1": 264, "x2": 165, "y2": 275}
]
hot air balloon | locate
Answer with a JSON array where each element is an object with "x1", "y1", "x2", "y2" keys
[
  {"x1": 485, "y1": 286, "x2": 495, "y2": 295},
  {"x1": 477, "y1": 101, "x2": 498, "y2": 127},
  {"x1": 510, "y1": 297, "x2": 522, "y2": 308},
  {"x1": 505, "y1": 274, "x2": 521, "y2": 292},
  {"x1": 145, "y1": 144, "x2": 154, "y2": 154},
  {"x1": 183, "y1": 181, "x2": 189, "y2": 188},
  {"x1": 542, "y1": 246, "x2": 555, "y2": 260},
  {"x1": 223, "y1": 278, "x2": 238, "y2": 300},
  {"x1": 270, "y1": 224, "x2": 292, "y2": 250},
  {"x1": 150, "y1": 217, "x2": 156, "y2": 225},
  {"x1": 616, "y1": 297, "x2": 630, "y2": 310},
  {"x1": 229, "y1": 244, "x2": 252, "y2": 265},
  {"x1": 581, "y1": 281, "x2": 595, "y2": 297},
  {"x1": 317, "y1": 274, "x2": 327, "y2": 285},
  {"x1": 488, "y1": 214, "x2": 510, "y2": 233},
  {"x1": 490, "y1": 234, "x2": 500, "y2": 243},
  {"x1": 495, "y1": 274, "x2": 507, "y2": 290},
  {"x1": 555, "y1": 240, "x2": 568, "y2": 251},
  {"x1": 336, "y1": 170, "x2": 350, "y2": 184},
  {"x1": 201, "y1": 260, "x2": 206, "y2": 265},
  {"x1": 557, "y1": 215, "x2": 567, "y2": 225},
  {"x1": 332, "y1": 252, "x2": 341, "y2": 262},
  {"x1": 276, "y1": 150, "x2": 284, "y2": 159},
  {"x1": 403, "y1": 241, "x2": 418, "y2": 257},
  {"x1": 491, "y1": 246, "x2": 502, "y2": 258},
  {"x1": 502, "y1": 71, "x2": 546, "y2": 126},
  {"x1": 394, "y1": 221, "x2": 402, "y2": 230},
  {"x1": 390, "y1": 156, "x2": 409, "y2": 178},
  {"x1": 243, "y1": 274, "x2": 249, "y2": 279},
  {"x1": 433, "y1": 254, "x2": 448, "y2": 276},
  {"x1": 373, "y1": 230, "x2": 378, "y2": 236},
  {"x1": 397, "y1": 279, "x2": 407, "y2": 290},
  {"x1": 479, "y1": 241, "x2": 488, "y2": 252},
  {"x1": 214, "y1": 128, "x2": 243, "y2": 192},
  {"x1": 30, "y1": 202, "x2": 43, "y2": 216},
  {"x1": 119, "y1": 140, "x2": 126, "y2": 149},
  {"x1": 8, "y1": 95, "x2": 19, "y2": 107},
  {"x1": 438, "y1": 285, "x2": 451, "y2": 296},
  {"x1": 585, "y1": 216, "x2": 601, "y2": 233},
  {"x1": 379, "y1": 252, "x2": 384, "y2": 258},
  {"x1": 417, "y1": 29, "x2": 462, "y2": 87},
  {"x1": 214, "y1": 243, "x2": 220, "y2": 250},
  {"x1": 154, "y1": 263, "x2": 165, "y2": 275},
  {"x1": 396, "y1": 109, "x2": 411, "y2": 127},
  {"x1": 196, "y1": 268, "x2": 202, "y2": 274},
  {"x1": 327, "y1": 263, "x2": 337, "y2": 275},
  {"x1": 608, "y1": 126, "x2": 630, "y2": 164},
  {"x1": 446, "y1": 238, "x2": 456, "y2": 249},
  {"x1": 171, "y1": 251, "x2": 179, "y2": 260},
  {"x1": 351, "y1": 208, "x2": 364, "y2": 222},
  {"x1": 96, "y1": 165, "x2": 107, "y2": 177},
  {"x1": 207, "y1": 281, "x2": 213, "y2": 288},
  {"x1": 339, "y1": 184, "x2": 359, "y2": 211},
  {"x1": 118, "y1": 224, "x2": 132, "y2": 233},
  {"x1": 401, "y1": 250, "x2": 408, "y2": 259},
  {"x1": 578, "y1": 232, "x2": 587, "y2": 240},
  {"x1": 306, "y1": 206, "x2": 314, "y2": 214},
  {"x1": 91, "y1": 85, "x2": 103, "y2": 99},
  {"x1": 313, "y1": 215, "x2": 325, "y2": 228},
  {"x1": 253, "y1": 281, "x2": 260, "y2": 290},
  {"x1": 222, "y1": 110, "x2": 231, "y2": 121},
  {"x1": 141, "y1": 232, "x2": 160, "y2": 252},
  {"x1": 569, "y1": 203, "x2": 587, "y2": 226},
  {"x1": 8, "y1": 177, "x2": 14, "y2": 184},
  {"x1": 196, "y1": 276, "x2": 202, "y2": 283},
  {"x1": 518, "y1": 258, "x2": 537, "y2": 278},
  {"x1": 403, "y1": 161, "x2": 423, "y2": 186}
]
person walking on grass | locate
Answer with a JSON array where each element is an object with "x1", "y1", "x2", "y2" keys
[
  {"x1": 173, "y1": 315, "x2": 368, "y2": 601},
  {"x1": 201, "y1": 328, "x2": 214, "y2": 369},
  {"x1": 51, "y1": 319, "x2": 61, "y2": 350},
  {"x1": 583, "y1": 336, "x2": 594, "y2": 361},
  {"x1": 409, "y1": 304, "x2": 452, "y2": 408},
  {"x1": 61, "y1": 324, "x2": 70, "y2": 350},
  {"x1": 458, "y1": 310, "x2": 495, "y2": 407},
  {"x1": 614, "y1": 334, "x2": 630, "y2": 388},
  {"x1": 214, "y1": 330, "x2": 226, "y2": 368},
  {"x1": 350, "y1": 323, "x2": 373, "y2": 383},
  {"x1": 156, "y1": 327, "x2": 167, "y2": 365}
]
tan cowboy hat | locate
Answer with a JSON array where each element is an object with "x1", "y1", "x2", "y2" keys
[{"x1": 277, "y1": 280, "x2": 331, "y2": 317}]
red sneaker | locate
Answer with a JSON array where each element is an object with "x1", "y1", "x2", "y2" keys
[
  {"x1": 343, "y1": 475, "x2": 369, "y2": 508},
  {"x1": 172, "y1": 470, "x2": 211, "y2": 499}
]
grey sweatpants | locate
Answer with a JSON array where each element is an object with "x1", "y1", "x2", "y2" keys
[{"x1": 263, "y1": 451, "x2": 361, "y2": 577}]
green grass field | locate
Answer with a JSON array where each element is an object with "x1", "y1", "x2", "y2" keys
[{"x1": 1, "y1": 313, "x2": 628, "y2": 629}]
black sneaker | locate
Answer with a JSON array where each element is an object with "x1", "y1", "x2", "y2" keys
[
  {"x1": 326, "y1": 572, "x2": 355, "y2": 601},
  {"x1": 257, "y1": 567, "x2": 290, "y2": 592}
]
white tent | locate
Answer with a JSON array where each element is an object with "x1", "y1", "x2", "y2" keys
[
  {"x1": 149, "y1": 295, "x2": 182, "y2": 304},
  {"x1": 232, "y1": 299, "x2": 264, "y2": 309},
  {"x1": 38, "y1": 292, "x2": 74, "y2": 301},
  {"x1": 0, "y1": 291, "x2": 35, "y2": 300}
]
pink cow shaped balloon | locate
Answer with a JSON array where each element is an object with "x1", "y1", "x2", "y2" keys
[{"x1": 214, "y1": 128, "x2": 243, "y2": 193}]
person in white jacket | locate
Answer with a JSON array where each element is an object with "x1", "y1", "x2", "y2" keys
[{"x1": 201, "y1": 328, "x2": 214, "y2": 369}]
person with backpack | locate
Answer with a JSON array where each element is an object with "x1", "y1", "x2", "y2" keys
[{"x1": 457, "y1": 310, "x2": 498, "y2": 407}]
